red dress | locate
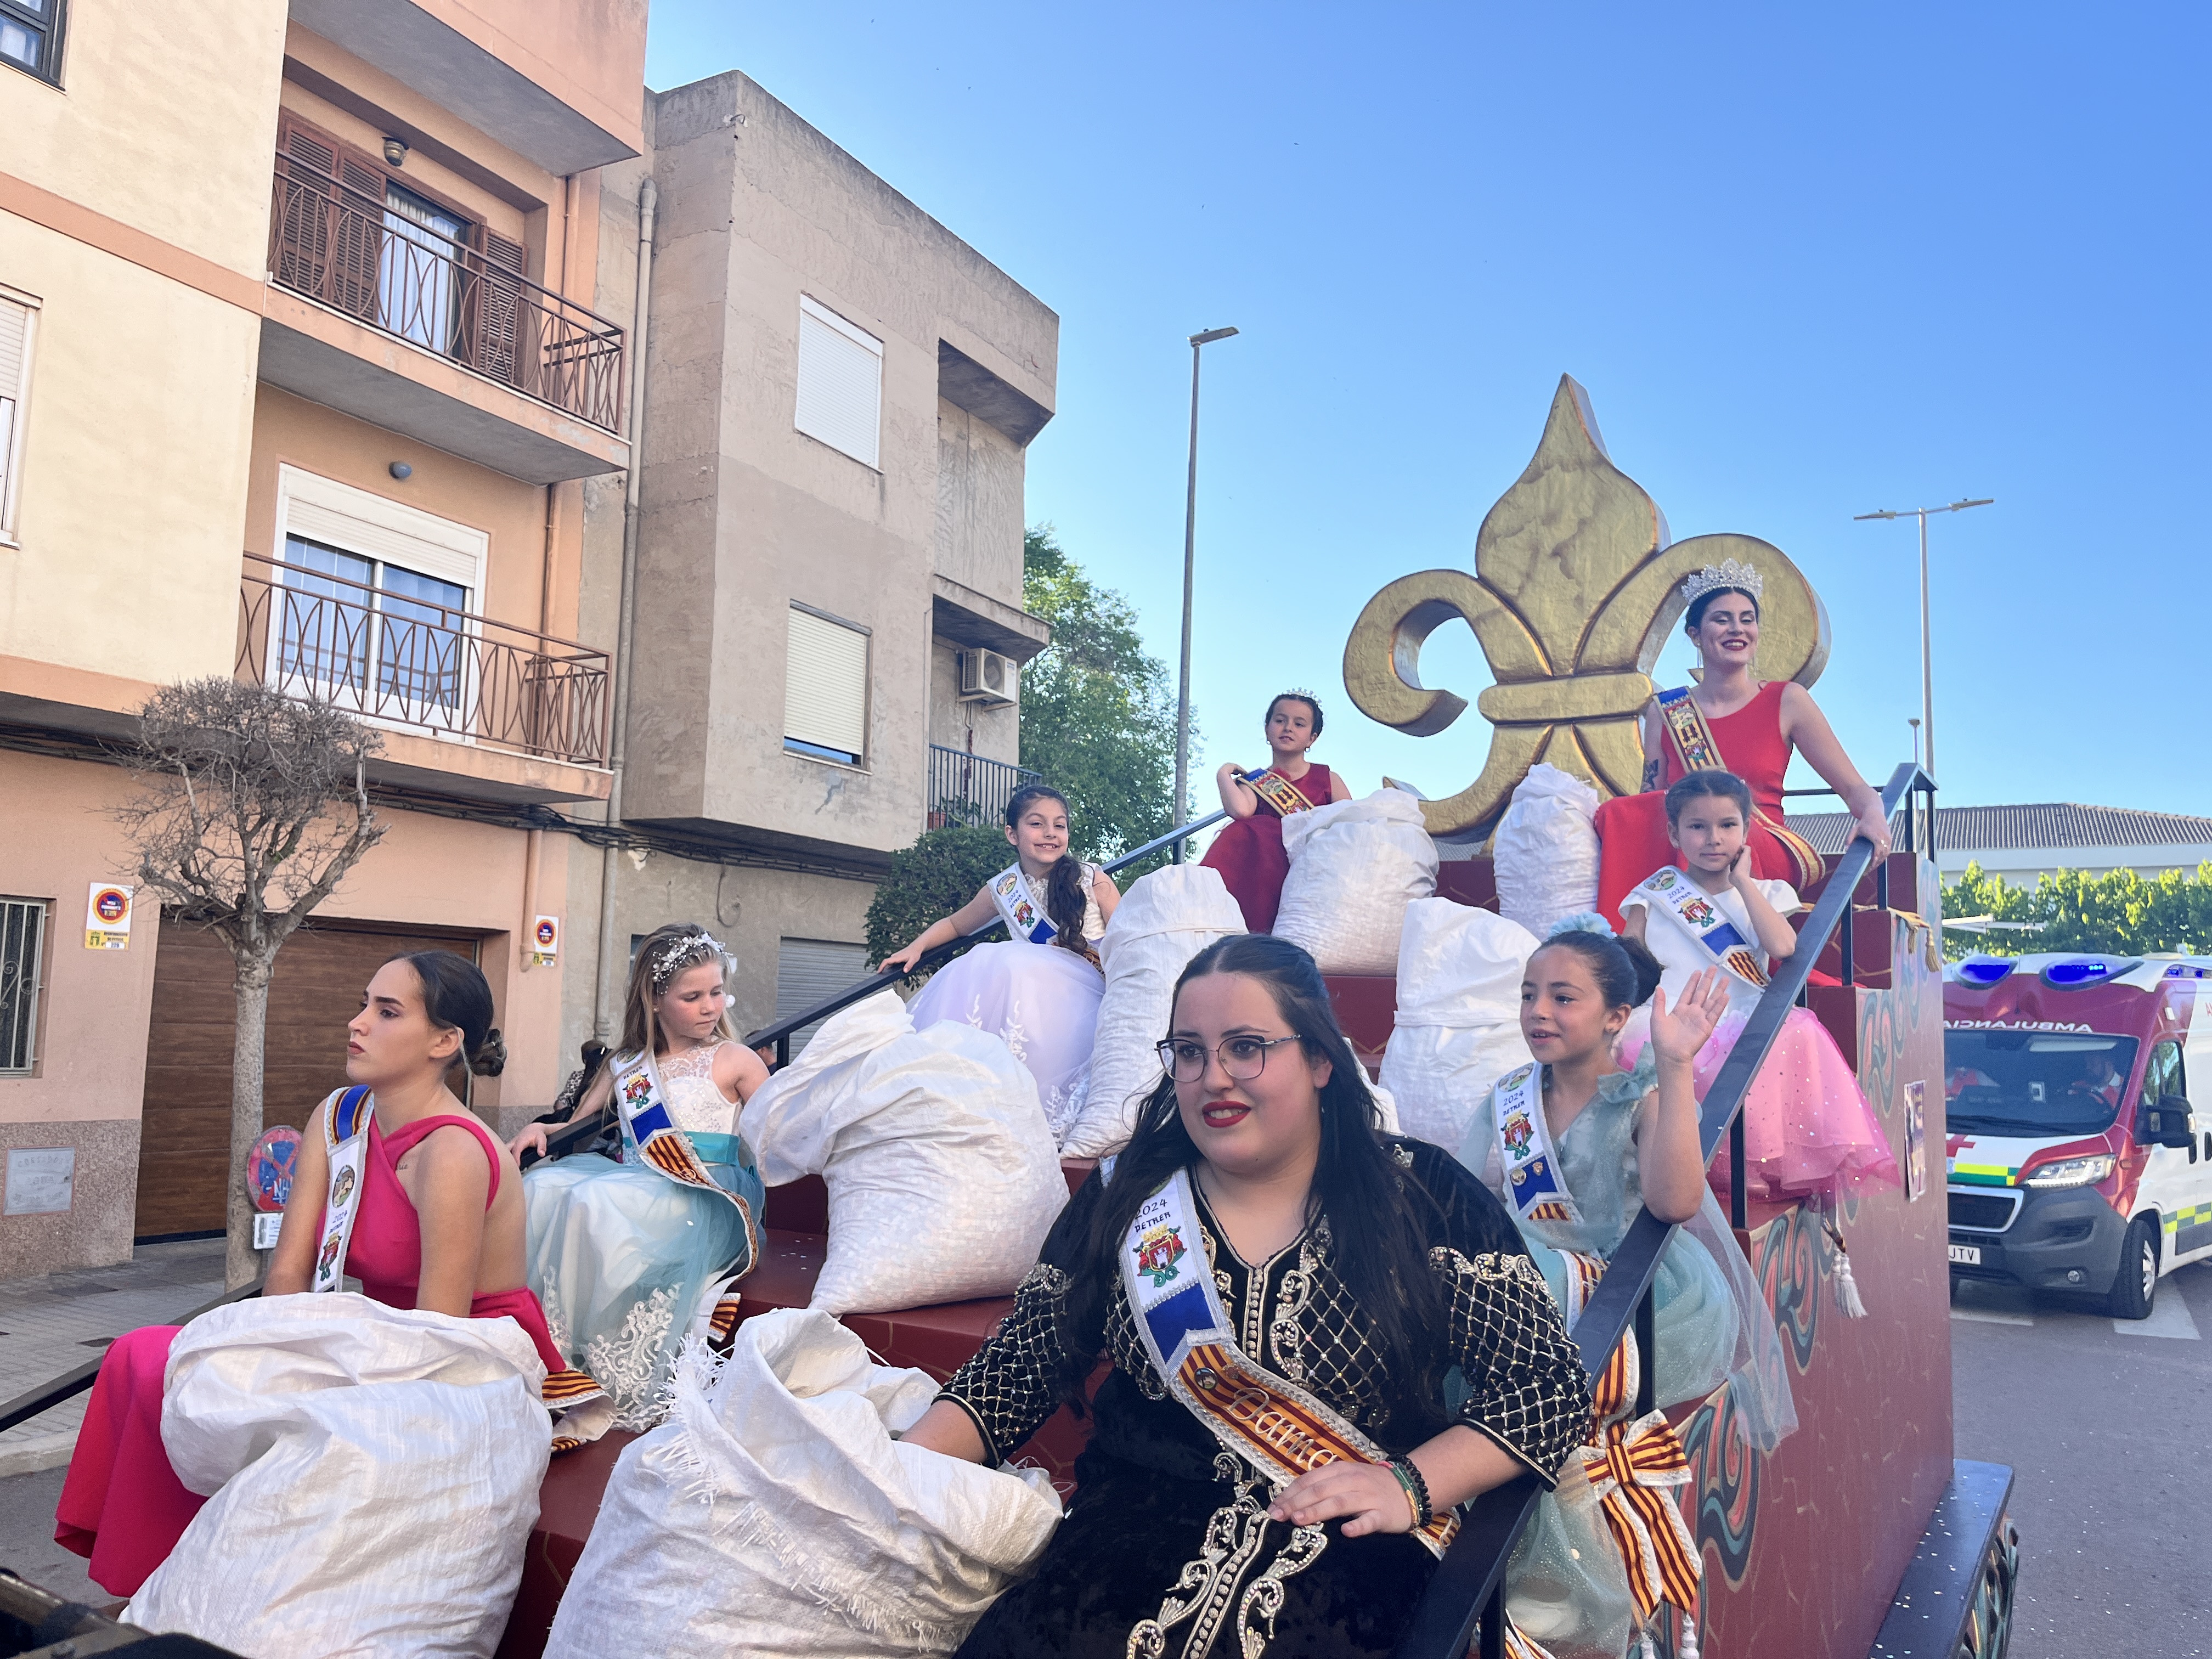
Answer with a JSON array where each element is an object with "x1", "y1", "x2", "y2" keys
[
  {"x1": 1201, "y1": 763, "x2": 1335, "y2": 934},
  {"x1": 1593, "y1": 681, "x2": 1820, "y2": 926},
  {"x1": 54, "y1": 1110, "x2": 561, "y2": 1596}
]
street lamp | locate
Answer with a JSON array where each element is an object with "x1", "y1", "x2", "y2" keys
[
  {"x1": 1853, "y1": 497, "x2": 1992, "y2": 783},
  {"x1": 1172, "y1": 325, "x2": 1239, "y2": 861}
]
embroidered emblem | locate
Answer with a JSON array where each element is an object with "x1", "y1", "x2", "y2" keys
[
  {"x1": 329, "y1": 1164, "x2": 356, "y2": 1208},
  {"x1": 622, "y1": 1073, "x2": 652, "y2": 1105},
  {"x1": 1501, "y1": 1111, "x2": 1535, "y2": 1159},
  {"x1": 1138, "y1": 1222, "x2": 1189, "y2": 1287},
  {"x1": 1680, "y1": 896, "x2": 1717, "y2": 927},
  {"x1": 317, "y1": 1232, "x2": 342, "y2": 1278}
]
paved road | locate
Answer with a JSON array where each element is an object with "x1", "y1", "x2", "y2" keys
[{"x1": 1951, "y1": 1257, "x2": 2212, "y2": 1656}]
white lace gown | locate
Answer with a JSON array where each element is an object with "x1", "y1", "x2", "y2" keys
[
  {"x1": 522, "y1": 1042, "x2": 763, "y2": 1429},
  {"x1": 908, "y1": 871, "x2": 1107, "y2": 1142}
]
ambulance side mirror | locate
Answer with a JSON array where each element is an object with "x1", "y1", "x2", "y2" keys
[{"x1": 2142, "y1": 1096, "x2": 2196, "y2": 1150}]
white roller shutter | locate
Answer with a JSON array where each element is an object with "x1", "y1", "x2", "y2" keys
[
  {"x1": 0, "y1": 297, "x2": 31, "y2": 531},
  {"x1": 794, "y1": 295, "x2": 883, "y2": 469},
  {"x1": 775, "y1": 937, "x2": 871, "y2": 1055},
  {"x1": 785, "y1": 604, "x2": 870, "y2": 761}
]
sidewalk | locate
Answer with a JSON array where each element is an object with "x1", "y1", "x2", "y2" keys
[{"x1": 0, "y1": 1238, "x2": 226, "y2": 1477}]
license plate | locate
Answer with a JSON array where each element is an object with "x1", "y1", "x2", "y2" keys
[{"x1": 1948, "y1": 1243, "x2": 1982, "y2": 1266}]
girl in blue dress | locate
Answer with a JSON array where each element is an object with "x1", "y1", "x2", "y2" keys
[{"x1": 1458, "y1": 916, "x2": 1797, "y2": 1658}]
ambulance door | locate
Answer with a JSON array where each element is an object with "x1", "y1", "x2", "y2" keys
[{"x1": 2136, "y1": 1039, "x2": 2212, "y2": 1267}]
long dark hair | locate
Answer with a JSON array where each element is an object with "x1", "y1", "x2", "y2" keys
[
  {"x1": 389, "y1": 951, "x2": 507, "y2": 1077},
  {"x1": 1064, "y1": 934, "x2": 1448, "y2": 1425},
  {"x1": 1006, "y1": 783, "x2": 1090, "y2": 958}
]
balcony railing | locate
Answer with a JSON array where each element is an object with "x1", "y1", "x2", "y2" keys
[
  {"x1": 238, "y1": 551, "x2": 611, "y2": 766},
  {"x1": 268, "y1": 158, "x2": 627, "y2": 432},
  {"x1": 928, "y1": 743, "x2": 1042, "y2": 830}
]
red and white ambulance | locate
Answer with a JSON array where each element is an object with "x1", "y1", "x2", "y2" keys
[{"x1": 1944, "y1": 952, "x2": 2212, "y2": 1318}]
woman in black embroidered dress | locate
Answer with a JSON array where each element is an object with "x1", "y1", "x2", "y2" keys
[{"x1": 901, "y1": 934, "x2": 1594, "y2": 1659}]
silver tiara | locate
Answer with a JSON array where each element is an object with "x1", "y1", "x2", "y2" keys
[
  {"x1": 650, "y1": 929, "x2": 731, "y2": 991},
  {"x1": 1680, "y1": 558, "x2": 1763, "y2": 606}
]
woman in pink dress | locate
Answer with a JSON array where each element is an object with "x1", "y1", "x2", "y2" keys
[
  {"x1": 1201, "y1": 691, "x2": 1353, "y2": 933},
  {"x1": 55, "y1": 951, "x2": 565, "y2": 1597}
]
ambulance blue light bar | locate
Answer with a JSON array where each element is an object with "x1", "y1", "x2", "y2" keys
[
  {"x1": 1955, "y1": 958, "x2": 2014, "y2": 986},
  {"x1": 2041, "y1": 957, "x2": 2139, "y2": 987}
]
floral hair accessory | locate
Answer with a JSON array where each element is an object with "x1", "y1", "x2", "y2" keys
[
  {"x1": 650, "y1": 929, "x2": 731, "y2": 992},
  {"x1": 1546, "y1": 911, "x2": 1616, "y2": 940}
]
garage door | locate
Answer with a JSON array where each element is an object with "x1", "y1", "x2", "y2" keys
[
  {"x1": 774, "y1": 936, "x2": 870, "y2": 1056},
  {"x1": 136, "y1": 918, "x2": 478, "y2": 1239}
]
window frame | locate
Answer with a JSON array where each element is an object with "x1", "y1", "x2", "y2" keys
[
  {"x1": 0, "y1": 285, "x2": 39, "y2": 545},
  {"x1": 0, "y1": 0, "x2": 66, "y2": 88},
  {"x1": 782, "y1": 600, "x2": 872, "y2": 769},
  {"x1": 793, "y1": 295, "x2": 885, "y2": 470},
  {"x1": 0, "y1": 895, "x2": 50, "y2": 1077}
]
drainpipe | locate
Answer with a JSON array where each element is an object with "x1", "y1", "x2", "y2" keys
[{"x1": 594, "y1": 174, "x2": 658, "y2": 1042}]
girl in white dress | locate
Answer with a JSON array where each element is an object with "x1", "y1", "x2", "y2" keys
[
  {"x1": 884, "y1": 785, "x2": 1120, "y2": 1140},
  {"x1": 1617, "y1": 769, "x2": 1897, "y2": 1203},
  {"x1": 509, "y1": 924, "x2": 769, "y2": 1427}
]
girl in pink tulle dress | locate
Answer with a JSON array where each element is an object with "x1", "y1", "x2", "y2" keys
[{"x1": 1617, "y1": 769, "x2": 1898, "y2": 1203}]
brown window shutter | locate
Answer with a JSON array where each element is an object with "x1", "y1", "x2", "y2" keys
[
  {"x1": 273, "y1": 116, "x2": 340, "y2": 293},
  {"x1": 473, "y1": 230, "x2": 527, "y2": 387},
  {"x1": 330, "y1": 154, "x2": 386, "y2": 321}
]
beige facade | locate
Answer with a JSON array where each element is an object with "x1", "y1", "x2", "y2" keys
[{"x1": 0, "y1": 8, "x2": 1055, "y2": 1277}]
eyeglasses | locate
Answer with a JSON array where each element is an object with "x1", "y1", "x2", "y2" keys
[{"x1": 1154, "y1": 1035, "x2": 1304, "y2": 1084}]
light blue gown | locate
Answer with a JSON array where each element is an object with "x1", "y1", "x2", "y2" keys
[
  {"x1": 523, "y1": 1042, "x2": 764, "y2": 1429},
  {"x1": 1457, "y1": 1051, "x2": 1796, "y2": 1659}
]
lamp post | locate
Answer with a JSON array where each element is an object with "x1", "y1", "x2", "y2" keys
[
  {"x1": 1853, "y1": 497, "x2": 1992, "y2": 783},
  {"x1": 1172, "y1": 326, "x2": 1239, "y2": 861}
]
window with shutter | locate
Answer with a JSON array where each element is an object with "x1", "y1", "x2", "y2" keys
[
  {"x1": 473, "y1": 232, "x2": 527, "y2": 388},
  {"x1": 794, "y1": 296, "x2": 883, "y2": 469},
  {"x1": 0, "y1": 294, "x2": 31, "y2": 537},
  {"x1": 775, "y1": 938, "x2": 871, "y2": 1056},
  {"x1": 785, "y1": 603, "x2": 870, "y2": 764}
]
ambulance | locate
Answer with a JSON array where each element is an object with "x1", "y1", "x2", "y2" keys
[{"x1": 1944, "y1": 952, "x2": 2212, "y2": 1318}]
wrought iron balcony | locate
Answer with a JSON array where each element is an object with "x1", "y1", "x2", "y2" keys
[
  {"x1": 238, "y1": 551, "x2": 610, "y2": 766},
  {"x1": 267, "y1": 154, "x2": 626, "y2": 432},
  {"x1": 928, "y1": 743, "x2": 1041, "y2": 830}
]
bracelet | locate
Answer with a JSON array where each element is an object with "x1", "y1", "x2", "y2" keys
[{"x1": 1389, "y1": 1457, "x2": 1434, "y2": 1529}]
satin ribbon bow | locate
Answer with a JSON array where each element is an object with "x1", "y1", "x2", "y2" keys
[{"x1": 1581, "y1": 1409, "x2": 1701, "y2": 1621}]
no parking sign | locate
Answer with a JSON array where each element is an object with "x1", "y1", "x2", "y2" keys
[{"x1": 84, "y1": 883, "x2": 133, "y2": 950}]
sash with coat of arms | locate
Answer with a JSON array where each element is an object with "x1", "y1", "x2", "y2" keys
[
  {"x1": 1491, "y1": 1064, "x2": 1586, "y2": 1230},
  {"x1": 1654, "y1": 686, "x2": 1824, "y2": 887},
  {"x1": 309, "y1": 1085, "x2": 374, "y2": 1293},
  {"x1": 610, "y1": 1049, "x2": 761, "y2": 1256},
  {"x1": 1242, "y1": 767, "x2": 1319, "y2": 820},
  {"x1": 1631, "y1": 867, "x2": 1768, "y2": 990}
]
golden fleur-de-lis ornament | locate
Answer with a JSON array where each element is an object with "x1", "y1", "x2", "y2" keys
[{"x1": 1342, "y1": 375, "x2": 1830, "y2": 838}]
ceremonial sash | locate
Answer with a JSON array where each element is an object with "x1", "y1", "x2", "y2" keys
[
  {"x1": 1121, "y1": 1169, "x2": 1459, "y2": 1558},
  {"x1": 310, "y1": 1085, "x2": 373, "y2": 1293},
  {"x1": 1243, "y1": 768, "x2": 1317, "y2": 820},
  {"x1": 1654, "y1": 687, "x2": 1822, "y2": 887},
  {"x1": 610, "y1": 1050, "x2": 761, "y2": 1265},
  {"x1": 990, "y1": 862, "x2": 1059, "y2": 944},
  {"x1": 1492, "y1": 1065, "x2": 1584, "y2": 1228},
  {"x1": 1633, "y1": 867, "x2": 1767, "y2": 990}
]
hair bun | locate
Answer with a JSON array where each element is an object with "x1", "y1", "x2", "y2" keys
[
  {"x1": 467, "y1": 1027, "x2": 508, "y2": 1079},
  {"x1": 1545, "y1": 911, "x2": 1616, "y2": 940}
]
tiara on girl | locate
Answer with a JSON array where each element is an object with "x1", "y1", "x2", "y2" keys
[
  {"x1": 650, "y1": 929, "x2": 731, "y2": 990},
  {"x1": 1679, "y1": 558, "x2": 1763, "y2": 606}
]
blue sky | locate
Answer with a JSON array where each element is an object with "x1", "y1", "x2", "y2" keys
[{"x1": 647, "y1": 4, "x2": 2211, "y2": 822}]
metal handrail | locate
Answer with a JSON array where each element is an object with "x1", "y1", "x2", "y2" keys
[
  {"x1": 0, "y1": 1277, "x2": 265, "y2": 1440},
  {"x1": 927, "y1": 744, "x2": 1043, "y2": 830},
  {"x1": 1394, "y1": 762, "x2": 1937, "y2": 1659}
]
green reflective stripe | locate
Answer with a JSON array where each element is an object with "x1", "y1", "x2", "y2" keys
[{"x1": 1950, "y1": 1163, "x2": 2018, "y2": 1188}]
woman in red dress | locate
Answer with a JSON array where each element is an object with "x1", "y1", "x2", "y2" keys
[
  {"x1": 54, "y1": 952, "x2": 566, "y2": 1596},
  {"x1": 1593, "y1": 566, "x2": 1893, "y2": 925},
  {"x1": 1201, "y1": 691, "x2": 1354, "y2": 933}
]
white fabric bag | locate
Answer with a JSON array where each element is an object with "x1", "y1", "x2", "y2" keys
[
  {"x1": 1062, "y1": 864, "x2": 1247, "y2": 1158},
  {"x1": 126, "y1": 1294, "x2": 551, "y2": 1659},
  {"x1": 740, "y1": 991, "x2": 1067, "y2": 1313},
  {"x1": 544, "y1": 1308, "x2": 1063, "y2": 1659},
  {"x1": 1379, "y1": 899, "x2": 1541, "y2": 1149},
  {"x1": 1273, "y1": 789, "x2": 1439, "y2": 974},
  {"x1": 1491, "y1": 763, "x2": 1602, "y2": 937}
]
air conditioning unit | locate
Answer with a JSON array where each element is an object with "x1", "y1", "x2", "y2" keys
[{"x1": 956, "y1": 648, "x2": 1017, "y2": 706}]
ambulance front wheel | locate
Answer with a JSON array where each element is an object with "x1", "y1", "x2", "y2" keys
[{"x1": 2106, "y1": 1215, "x2": 2159, "y2": 1320}]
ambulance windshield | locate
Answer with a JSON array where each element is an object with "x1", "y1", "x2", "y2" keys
[{"x1": 1943, "y1": 1030, "x2": 2140, "y2": 1137}]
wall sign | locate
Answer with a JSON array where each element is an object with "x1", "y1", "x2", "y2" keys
[
  {"x1": 5, "y1": 1147, "x2": 75, "y2": 1215},
  {"x1": 1903, "y1": 1079, "x2": 1928, "y2": 1203},
  {"x1": 84, "y1": 883, "x2": 133, "y2": 950},
  {"x1": 530, "y1": 915, "x2": 561, "y2": 968}
]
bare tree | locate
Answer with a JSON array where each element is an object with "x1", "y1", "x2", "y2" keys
[{"x1": 117, "y1": 679, "x2": 386, "y2": 1287}]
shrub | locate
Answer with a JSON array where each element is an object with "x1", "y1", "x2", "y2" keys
[{"x1": 864, "y1": 824, "x2": 1010, "y2": 970}]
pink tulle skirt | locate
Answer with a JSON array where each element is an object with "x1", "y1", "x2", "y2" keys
[{"x1": 1622, "y1": 1007, "x2": 1900, "y2": 1204}]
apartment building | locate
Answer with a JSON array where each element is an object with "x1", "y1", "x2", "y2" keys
[
  {"x1": 0, "y1": 8, "x2": 1056, "y2": 1277},
  {"x1": 0, "y1": 0, "x2": 648, "y2": 1276}
]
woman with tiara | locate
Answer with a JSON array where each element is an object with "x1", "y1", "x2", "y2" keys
[
  {"x1": 509, "y1": 924, "x2": 766, "y2": 1429},
  {"x1": 1201, "y1": 690, "x2": 1353, "y2": 934},
  {"x1": 884, "y1": 783, "x2": 1121, "y2": 1140},
  {"x1": 1460, "y1": 917, "x2": 1797, "y2": 1659},
  {"x1": 1593, "y1": 560, "x2": 1893, "y2": 927}
]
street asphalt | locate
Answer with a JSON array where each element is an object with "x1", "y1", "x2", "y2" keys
[{"x1": 0, "y1": 1245, "x2": 2204, "y2": 1649}]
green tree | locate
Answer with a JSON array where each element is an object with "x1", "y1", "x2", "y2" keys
[
  {"x1": 864, "y1": 824, "x2": 1008, "y2": 970},
  {"x1": 1941, "y1": 859, "x2": 2212, "y2": 960},
  {"x1": 1019, "y1": 524, "x2": 1182, "y2": 866}
]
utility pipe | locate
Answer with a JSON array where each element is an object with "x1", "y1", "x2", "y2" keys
[{"x1": 594, "y1": 175, "x2": 658, "y2": 1041}]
